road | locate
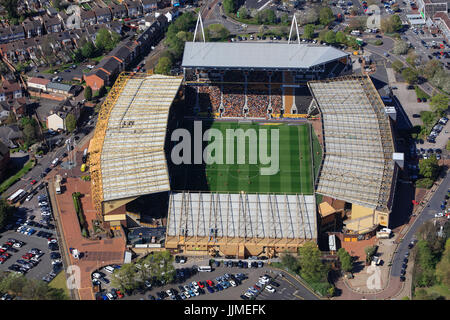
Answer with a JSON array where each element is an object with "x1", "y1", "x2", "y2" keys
[
  {"x1": 2, "y1": 114, "x2": 97, "y2": 200},
  {"x1": 390, "y1": 173, "x2": 450, "y2": 277}
]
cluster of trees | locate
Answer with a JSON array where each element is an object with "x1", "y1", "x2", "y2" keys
[
  {"x1": 0, "y1": 272, "x2": 68, "y2": 300},
  {"x1": 155, "y1": 12, "x2": 196, "y2": 75},
  {"x1": 416, "y1": 154, "x2": 440, "y2": 189},
  {"x1": 418, "y1": 60, "x2": 450, "y2": 94},
  {"x1": 337, "y1": 248, "x2": 353, "y2": 272},
  {"x1": 110, "y1": 251, "x2": 175, "y2": 293},
  {"x1": 279, "y1": 242, "x2": 335, "y2": 297},
  {"x1": 412, "y1": 221, "x2": 450, "y2": 299},
  {"x1": 381, "y1": 15, "x2": 402, "y2": 34},
  {"x1": 364, "y1": 245, "x2": 378, "y2": 264},
  {"x1": 314, "y1": 29, "x2": 359, "y2": 49},
  {"x1": 73, "y1": 29, "x2": 120, "y2": 63},
  {"x1": 19, "y1": 117, "x2": 39, "y2": 148},
  {"x1": 0, "y1": 199, "x2": 14, "y2": 229}
]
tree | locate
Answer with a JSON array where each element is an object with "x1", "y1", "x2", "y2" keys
[
  {"x1": 0, "y1": 199, "x2": 14, "y2": 229},
  {"x1": 111, "y1": 263, "x2": 138, "y2": 292},
  {"x1": 303, "y1": 24, "x2": 315, "y2": 39},
  {"x1": 237, "y1": 6, "x2": 249, "y2": 19},
  {"x1": 335, "y1": 31, "x2": 346, "y2": 44},
  {"x1": 298, "y1": 242, "x2": 329, "y2": 284},
  {"x1": 319, "y1": 7, "x2": 334, "y2": 26},
  {"x1": 223, "y1": 0, "x2": 237, "y2": 14},
  {"x1": 324, "y1": 30, "x2": 336, "y2": 44},
  {"x1": 98, "y1": 85, "x2": 107, "y2": 99},
  {"x1": 0, "y1": 0, "x2": 18, "y2": 19},
  {"x1": 281, "y1": 252, "x2": 300, "y2": 273},
  {"x1": 435, "y1": 238, "x2": 450, "y2": 287},
  {"x1": 393, "y1": 40, "x2": 409, "y2": 55},
  {"x1": 406, "y1": 51, "x2": 419, "y2": 67},
  {"x1": 348, "y1": 16, "x2": 367, "y2": 31},
  {"x1": 419, "y1": 155, "x2": 439, "y2": 181},
  {"x1": 65, "y1": 113, "x2": 77, "y2": 133},
  {"x1": 255, "y1": 9, "x2": 276, "y2": 24},
  {"x1": 84, "y1": 86, "x2": 92, "y2": 101},
  {"x1": 337, "y1": 248, "x2": 353, "y2": 272},
  {"x1": 81, "y1": 41, "x2": 96, "y2": 59},
  {"x1": 154, "y1": 56, "x2": 173, "y2": 75},
  {"x1": 430, "y1": 94, "x2": 449, "y2": 116},
  {"x1": 22, "y1": 118, "x2": 38, "y2": 146},
  {"x1": 364, "y1": 245, "x2": 377, "y2": 263},
  {"x1": 304, "y1": 8, "x2": 319, "y2": 25},
  {"x1": 206, "y1": 24, "x2": 230, "y2": 41},
  {"x1": 0, "y1": 272, "x2": 67, "y2": 299},
  {"x1": 392, "y1": 60, "x2": 404, "y2": 73},
  {"x1": 95, "y1": 28, "x2": 121, "y2": 53},
  {"x1": 381, "y1": 14, "x2": 402, "y2": 33},
  {"x1": 402, "y1": 67, "x2": 418, "y2": 85},
  {"x1": 422, "y1": 59, "x2": 443, "y2": 80}
]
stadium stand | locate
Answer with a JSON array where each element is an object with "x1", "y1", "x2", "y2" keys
[{"x1": 222, "y1": 85, "x2": 244, "y2": 117}]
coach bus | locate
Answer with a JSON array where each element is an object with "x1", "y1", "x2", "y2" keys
[
  {"x1": 197, "y1": 265, "x2": 212, "y2": 272},
  {"x1": 7, "y1": 189, "x2": 26, "y2": 204}
]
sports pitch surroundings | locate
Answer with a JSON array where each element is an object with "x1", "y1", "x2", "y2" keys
[{"x1": 169, "y1": 121, "x2": 316, "y2": 195}]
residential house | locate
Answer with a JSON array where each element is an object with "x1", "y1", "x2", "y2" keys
[
  {"x1": 140, "y1": 0, "x2": 158, "y2": 13},
  {"x1": 22, "y1": 19, "x2": 43, "y2": 38},
  {"x1": 109, "y1": 44, "x2": 133, "y2": 71},
  {"x1": 86, "y1": 24, "x2": 105, "y2": 43},
  {"x1": 109, "y1": 3, "x2": 128, "y2": 19},
  {"x1": 94, "y1": 7, "x2": 113, "y2": 24},
  {"x1": 42, "y1": 15, "x2": 63, "y2": 34},
  {"x1": 0, "y1": 102, "x2": 11, "y2": 123},
  {"x1": 0, "y1": 124, "x2": 23, "y2": 148},
  {"x1": 124, "y1": 0, "x2": 143, "y2": 18},
  {"x1": 46, "y1": 82, "x2": 75, "y2": 97},
  {"x1": 84, "y1": 56, "x2": 121, "y2": 91},
  {"x1": 434, "y1": 12, "x2": 450, "y2": 41},
  {"x1": 46, "y1": 99, "x2": 81, "y2": 132},
  {"x1": 0, "y1": 80, "x2": 22, "y2": 102},
  {"x1": 106, "y1": 20, "x2": 124, "y2": 35},
  {"x1": 84, "y1": 69, "x2": 109, "y2": 91},
  {"x1": 0, "y1": 140, "x2": 10, "y2": 179},
  {"x1": 9, "y1": 25, "x2": 26, "y2": 42},
  {"x1": 80, "y1": 9, "x2": 98, "y2": 27},
  {"x1": 27, "y1": 77, "x2": 50, "y2": 92},
  {"x1": 46, "y1": 7, "x2": 58, "y2": 16}
]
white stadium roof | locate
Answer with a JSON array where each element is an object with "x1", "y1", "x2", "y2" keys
[
  {"x1": 309, "y1": 76, "x2": 396, "y2": 212},
  {"x1": 167, "y1": 192, "x2": 317, "y2": 240},
  {"x1": 100, "y1": 75, "x2": 183, "y2": 202},
  {"x1": 182, "y1": 42, "x2": 349, "y2": 70}
]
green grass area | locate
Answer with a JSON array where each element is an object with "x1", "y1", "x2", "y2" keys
[
  {"x1": 421, "y1": 284, "x2": 450, "y2": 300},
  {"x1": 91, "y1": 55, "x2": 105, "y2": 63},
  {"x1": 415, "y1": 85, "x2": 430, "y2": 100},
  {"x1": 169, "y1": 121, "x2": 313, "y2": 194},
  {"x1": 0, "y1": 159, "x2": 35, "y2": 195},
  {"x1": 49, "y1": 272, "x2": 70, "y2": 298}
]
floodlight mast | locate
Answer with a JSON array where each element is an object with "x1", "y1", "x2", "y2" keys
[
  {"x1": 288, "y1": 14, "x2": 301, "y2": 44},
  {"x1": 193, "y1": 12, "x2": 206, "y2": 43}
]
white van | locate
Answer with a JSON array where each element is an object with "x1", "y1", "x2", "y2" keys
[
  {"x1": 51, "y1": 158, "x2": 59, "y2": 167},
  {"x1": 104, "y1": 266, "x2": 115, "y2": 273}
]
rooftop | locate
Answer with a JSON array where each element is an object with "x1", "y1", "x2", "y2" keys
[
  {"x1": 308, "y1": 75, "x2": 396, "y2": 213},
  {"x1": 167, "y1": 192, "x2": 317, "y2": 240},
  {"x1": 182, "y1": 42, "x2": 349, "y2": 70},
  {"x1": 96, "y1": 74, "x2": 183, "y2": 202}
]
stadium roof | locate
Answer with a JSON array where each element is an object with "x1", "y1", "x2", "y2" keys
[
  {"x1": 167, "y1": 192, "x2": 317, "y2": 240},
  {"x1": 308, "y1": 75, "x2": 396, "y2": 213},
  {"x1": 182, "y1": 42, "x2": 349, "y2": 70},
  {"x1": 99, "y1": 74, "x2": 183, "y2": 202}
]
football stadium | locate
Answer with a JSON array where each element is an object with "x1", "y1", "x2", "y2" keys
[{"x1": 88, "y1": 38, "x2": 399, "y2": 258}]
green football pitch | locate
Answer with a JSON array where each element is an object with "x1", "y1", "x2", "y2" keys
[{"x1": 169, "y1": 121, "x2": 314, "y2": 195}]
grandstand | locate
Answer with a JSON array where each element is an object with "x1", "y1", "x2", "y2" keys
[
  {"x1": 182, "y1": 41, "x2": 351, "y2": 119},
  {"x1": 308, "y1": 75, "x2": 398, "y2": 235},
  {"x1": 88, "y1": 73, "x2": 183, "y2": 219}
]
